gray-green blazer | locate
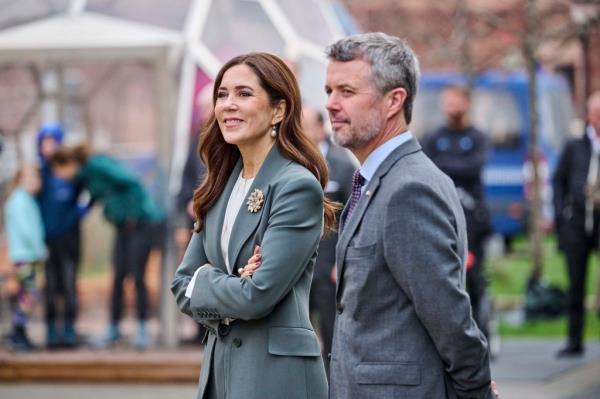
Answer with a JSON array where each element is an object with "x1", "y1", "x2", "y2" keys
[{"x1": 171, "y1": 145, "x2": 328, "y2": 399}]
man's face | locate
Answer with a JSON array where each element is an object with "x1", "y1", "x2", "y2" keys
[
  {"x1": 442, "y1": 88, "x2": 470, "y2": 122},
  {"x1": 325, "y1": 59, "x2": 383, "y2": 150}
]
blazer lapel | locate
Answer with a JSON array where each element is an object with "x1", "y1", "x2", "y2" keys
[
  {"x1": 204, "y1": 160, "x2": 243, "y2": 273},
  {"x1": 227, "y1": 145, "x2": 291, "y2": 273},
  {"x1": 336, "y1": 138, "x2": 422, "y2": 297}
]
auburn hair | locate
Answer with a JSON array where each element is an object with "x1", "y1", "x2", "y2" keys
[{"x1": 192, "y1": 52, "x2": 339, "y2": 233}]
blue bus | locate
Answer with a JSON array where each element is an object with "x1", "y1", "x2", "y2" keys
[{"x1": 411, "y1": 71, "x2": 576, "y2": 240}]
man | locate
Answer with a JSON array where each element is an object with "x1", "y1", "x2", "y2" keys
[
  {"x1": 553, "y1": 91, "x2": 600, "y2": 357},
  {"x1": 423, "y1": 85, "x2": 492, "y2": 339},
  {"x1": 302, "y1": 104, "x2": 355, "y2": 376},
  {"x1": 325, "y1": 33, "x2": 494, "y2": 398}
]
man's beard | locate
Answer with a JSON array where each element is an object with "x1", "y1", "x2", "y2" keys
[{"x1": 333, "y1": 113, "x2": 382, "y2": 150}]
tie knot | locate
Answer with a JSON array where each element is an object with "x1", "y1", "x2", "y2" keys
[{"x1": 352, "y1": 170, "x2": 365, "y2": 188}]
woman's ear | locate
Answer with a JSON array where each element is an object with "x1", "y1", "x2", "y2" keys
[{"x1": 271, "y1": 100, "x2": 287, "y2": 125}]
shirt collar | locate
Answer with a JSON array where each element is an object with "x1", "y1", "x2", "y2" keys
[
  {"x1": 587, "y1": 125, "x2": 600, "y2": 154},
  {"x1": 360, "y1": 131, "x2": 413, "y2": 183}
]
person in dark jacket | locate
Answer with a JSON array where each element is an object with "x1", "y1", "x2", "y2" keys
[
  {"x1": 302, "y1": 104, "x2": 355, "y2": 376},
  {"x1": 51, "y1": 145, "x2": 164, "y2": 350},
  {"x1": 174, "y1": 84, "x2": 211, "y2": 344},
  {"x1": 37, "y1": 123, "x2": 87, "y2": 348},
  {"x1": 553, "y1": 91, "x2": 600, "y2": 357},
  {"x1": 422, "y1": 85, "x2": 492, "y2": 339}
]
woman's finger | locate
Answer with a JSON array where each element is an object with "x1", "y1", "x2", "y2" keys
[{"x1": 246, "y1": 261, "x2": 261, "y2": 271}]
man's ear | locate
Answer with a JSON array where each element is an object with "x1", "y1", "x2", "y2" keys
[
  {"x1": 271, "y1": 100, "x2": 287, "y2": 125},
  {"x1": 385, "y1": 88, "x2": 407, "y2": 120}
]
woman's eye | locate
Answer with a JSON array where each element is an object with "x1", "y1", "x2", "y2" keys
[
  {"x1": 216, "y1": 91, "x2": 227, "y2": 99},
  {"x1": 239, "y1": 91, "x2": 252, "y2": 97}
]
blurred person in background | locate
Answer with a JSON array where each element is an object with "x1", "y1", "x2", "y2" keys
[
  {"x1": 175, "y1": 84, "x2": 212, "y2": 344},
  {"x1": 175, "y1": 84, "x2": 212, "y2": 257},
  {"x1": 553, "y1": 91, "x2": 600, "y2": 357},
  {"x1": 422, "y1": 85, "x2": 493, "y2": 340},
  {"x1": 51, "y1": 145, "x2": 164, "y2": 350},
  {"x1": 302, "y1": 104, "x2": 355, "y2": 376},
  {"x1": 37, "y1": 123, "x2": 88, "y2": 348},
  {"x1": 4, "y1": 165, "x2": 46, "y2": 350}
]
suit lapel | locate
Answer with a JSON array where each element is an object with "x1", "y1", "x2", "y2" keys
[
  {"x1": 204, "y1": 160, "x2": 243, "y2": 274},
  {"x1": 336, "y1": 138, "x2": 422, "y2": 297},
  {"x1": 227, "y1": 145, "x2": 291, "y2": 273}
]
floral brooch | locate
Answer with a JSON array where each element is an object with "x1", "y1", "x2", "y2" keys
[{"x1": 246, "y1": 188, "x2": 264, "y2": 213}]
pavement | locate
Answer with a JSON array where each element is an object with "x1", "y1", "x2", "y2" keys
[
  {"x1": 491, "y1": 339, "x2": 600, "y2": 399},
  {"x1": 1, "y1": 338, "x2": 599, "y2": 398}
]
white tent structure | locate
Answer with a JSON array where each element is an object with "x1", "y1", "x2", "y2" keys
[{"x1": 0, "y1": 0, "x2": 356, "y2": 346}]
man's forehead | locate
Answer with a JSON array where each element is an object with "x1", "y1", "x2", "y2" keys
[{"x1": 326, "y1": 59, "x2": 372, "y2": 84}]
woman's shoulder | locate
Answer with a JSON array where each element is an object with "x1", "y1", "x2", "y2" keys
[{"x1": 272, "y1": 161, "x2": 321, "y2": 191}]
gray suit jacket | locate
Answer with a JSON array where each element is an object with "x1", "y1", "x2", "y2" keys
[
  {"x1": 330, "y1": 138, "x2": 493, "y2": 399},
  {"x1": 171, "y1": 146, "x2": 328, "y2": 399}
]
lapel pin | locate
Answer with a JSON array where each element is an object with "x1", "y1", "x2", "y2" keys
[
  {"x1": 247, "y1": 188, "x2": 264, "y2": 213},
  {"x1": 366, "y1": 190, "x2": 372, "y2": 196}
]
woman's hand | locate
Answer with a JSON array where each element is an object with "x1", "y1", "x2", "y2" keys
[{"x1": 240, "y1": 245, "x2": 261, "y2": 278}]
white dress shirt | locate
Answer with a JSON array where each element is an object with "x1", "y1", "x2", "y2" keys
[
  {"x1": 185, "y1": 171, "x2": 255, "y2": 298},
  {"x1": 358, "y1": 131, "x2": 413, "y2": 193}
]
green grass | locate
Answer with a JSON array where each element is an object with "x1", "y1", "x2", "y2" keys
[
  {"x1": 488, "y1": 235, "x2": 600, "y2": 339},
  {"x1": 488, "y1": 235, "x2": 599, "y2": 297},
  {"x1": 499, "y1": 312, "x2": 600, "y2": 339}
]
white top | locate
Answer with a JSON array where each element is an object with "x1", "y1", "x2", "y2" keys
[
  {"x1": 184, "y1": 171, "x2": 255, "y2": 299},
  {"x1": 221, "y1": 171, "x2": 255, "y2": 273},
  {"x1": 359, "y1": 131, "x2": 413, "y2": 194}
]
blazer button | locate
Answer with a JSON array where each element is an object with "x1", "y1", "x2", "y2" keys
[
  {"x1": 233, "y1": 338, "x2": 242, "y2": 348},
  {"x1": 336, "y1": 303, "x2": 344, "y2": 314}
]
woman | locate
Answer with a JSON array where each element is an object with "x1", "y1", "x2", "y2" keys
[
  {"x1": 171, "y1": 52, "x2": 337, "y2": 399},
  {"x1": 51, "y1": 145, "x2": 164, "y2": 350}
]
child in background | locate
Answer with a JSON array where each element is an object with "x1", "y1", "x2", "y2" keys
[{"x1": 3, "y1": 165, "x2": 46, "y2": 350}]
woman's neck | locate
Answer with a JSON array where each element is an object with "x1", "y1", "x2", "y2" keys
[{"x1": 238, "y1": 138, "x2": 275, "y2": 179}]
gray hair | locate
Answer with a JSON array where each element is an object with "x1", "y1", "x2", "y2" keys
[{"x1": 326, "y1": 32, "x2": 420, "y2": 124}]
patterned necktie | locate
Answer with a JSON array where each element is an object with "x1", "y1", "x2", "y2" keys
[{"x1": 346, "y1": 170, "x2": 365, "y2": 222}]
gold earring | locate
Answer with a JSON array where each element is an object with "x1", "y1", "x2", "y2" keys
[{"x1": 270, "y1": 125, "x2": 277, "y2": 138}]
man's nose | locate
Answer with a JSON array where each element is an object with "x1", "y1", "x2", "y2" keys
[{"x1": 326, "y1": 93, "x2": 340, "y2": 113}]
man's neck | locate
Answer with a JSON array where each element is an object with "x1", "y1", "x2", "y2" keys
[{"x1": 353, "y1": 119, "x2": 407, "y2": 164}]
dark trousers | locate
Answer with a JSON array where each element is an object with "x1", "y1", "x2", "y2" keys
[
  {"x1": 45, "y1": 229, "x2": 80, "y2": 327},
  {"x1": 111, "y1": 221, "x2": 153, "y2": 323},
  {"x1": 310, "y1": 279, "x2": 336, "y2": 378},
  {"x1": 563, "y1": 233, "x2": 595, "y2": 346}
]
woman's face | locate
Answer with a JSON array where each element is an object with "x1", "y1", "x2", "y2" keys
[{"x1": 215, "y1": 64, "x2": 284, "y2": 147}]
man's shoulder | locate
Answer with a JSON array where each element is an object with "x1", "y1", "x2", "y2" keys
[{"x1": 383, "y1": 150, "x2": 454, "y2": 194}]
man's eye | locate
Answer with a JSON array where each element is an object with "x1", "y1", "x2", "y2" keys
[{"x1": 342, "y1": 89, "x2": 353, "y2": 95}]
